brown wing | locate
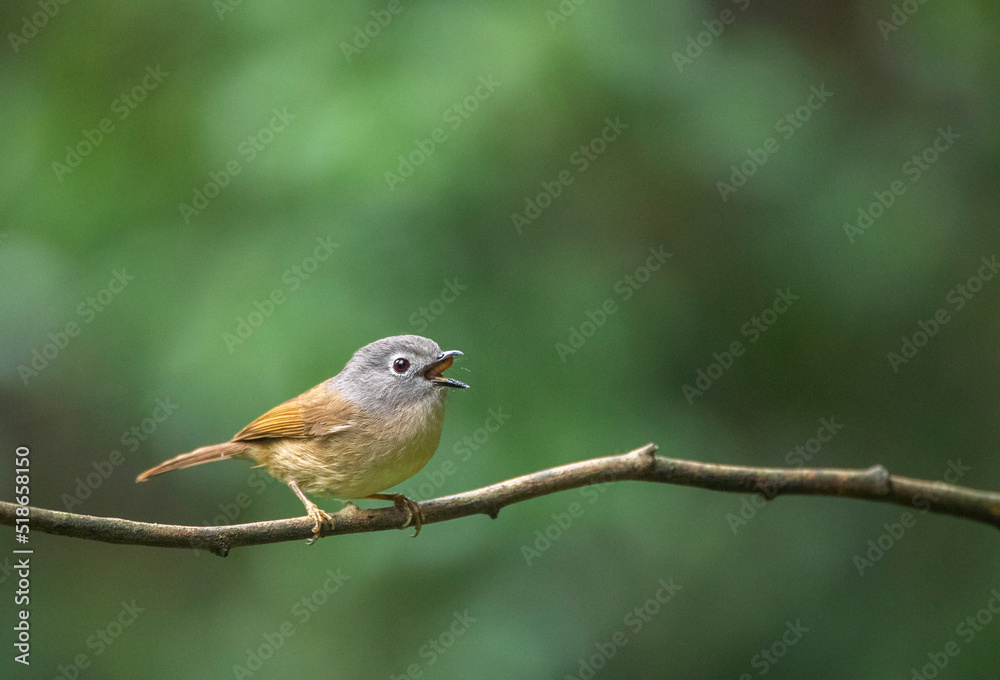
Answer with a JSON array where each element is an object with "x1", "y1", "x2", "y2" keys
[{"x1": 232, "y1": 384, "x2": 356, "y2": 442}]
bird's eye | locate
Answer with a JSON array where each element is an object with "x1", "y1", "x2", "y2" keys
[{"x1": 393, "y1": 358, "x2": 410, "y2": 373}]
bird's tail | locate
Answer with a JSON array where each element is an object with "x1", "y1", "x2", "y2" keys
[{"x1": 136, "y1": 442, "x2": 249, "y2": 482}]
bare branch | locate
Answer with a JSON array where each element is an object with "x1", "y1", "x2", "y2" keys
[{"x1": 3, "y1": 444, "x2": 998, "y2": 557}]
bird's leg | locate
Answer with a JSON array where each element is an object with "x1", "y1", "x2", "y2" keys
[
  {"x1": 365, "y1": 493, "x2": 424, "y2": 537},
  {"x1": 287, "y1": 480, "x2": 333, "y2": 545}
]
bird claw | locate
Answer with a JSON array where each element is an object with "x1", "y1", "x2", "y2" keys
[
  {"x1": 393, "y1": 495, "x2": 424, "y2": 537},
  {"x1": 305, "y1": 506, "x2": 334, "y2": 546},
  {"x1": 362, "y1": 493, "x2": 425, "y2": 537}
]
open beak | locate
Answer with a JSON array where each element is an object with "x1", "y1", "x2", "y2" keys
[{"x1": 423, "y1": 350, "x2": 469, "y2": 389}]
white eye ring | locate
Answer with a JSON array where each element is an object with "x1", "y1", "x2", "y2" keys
[{"x1": 392, "y1": 357, "x2": 410, "y2": 373}]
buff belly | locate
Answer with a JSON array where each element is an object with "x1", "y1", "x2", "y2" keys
[{"x1": 248, "y1": 402, "x2": 446, "y2": 499}]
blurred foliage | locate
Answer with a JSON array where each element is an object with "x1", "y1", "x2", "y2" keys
[{"x1": 1, "y1": 0, "x2": 999, "y2": 678}]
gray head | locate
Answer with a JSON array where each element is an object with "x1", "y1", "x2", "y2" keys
[{"x1": 332, "y1": 335, "x2": 469, "y2": 413}]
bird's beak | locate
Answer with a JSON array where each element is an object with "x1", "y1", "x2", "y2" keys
[{"x1": 423, "y1": 350, "x2": 469, "y2": 389}]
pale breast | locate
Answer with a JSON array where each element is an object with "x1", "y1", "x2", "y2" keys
[{"x1": 255, "y1": 397, "x2": 447, "y2": 499}]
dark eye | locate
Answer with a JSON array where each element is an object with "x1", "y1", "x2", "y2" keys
[{"x1": 393, "y1": 358, "x2": 410, "y2": 373}]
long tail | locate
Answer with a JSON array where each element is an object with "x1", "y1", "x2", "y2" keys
[{"x1": 136, "y1": 442, "x2": 249, "y2": 482}]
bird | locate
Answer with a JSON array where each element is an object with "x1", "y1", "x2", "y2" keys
[{"x1": 136, "y1": 335, "x2": 469, "y2": 542}]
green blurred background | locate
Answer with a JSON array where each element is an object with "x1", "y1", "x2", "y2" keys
[{"x1": 2, "y1": 1, "x2": 999, "y2": 678}]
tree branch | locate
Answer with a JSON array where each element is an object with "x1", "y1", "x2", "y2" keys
[{"x1": 3, "y1": 444, "x2": 998, "y2": 557}]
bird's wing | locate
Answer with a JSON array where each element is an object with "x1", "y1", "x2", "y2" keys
[{"x1": 232, "y1": 384, "x2": 355, "y2": 442}]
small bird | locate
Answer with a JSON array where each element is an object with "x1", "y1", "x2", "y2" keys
[{"x1": 137, "y1": 335, "x2": 468, "y2": 541}]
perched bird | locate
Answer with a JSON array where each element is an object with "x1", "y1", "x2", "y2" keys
[{"x1": 137, "y1": 335, "x2": 469, "y2": 541}]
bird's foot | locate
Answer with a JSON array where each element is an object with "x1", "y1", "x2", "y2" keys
[
  {"x1": 305, "y1": 504, "x2": 335, "y2": 546},
  {"x1": 365, "y1": 493, "x2": 425, "y2": 537},
  {"x1": 287, "y1": 480, "x2": 333, "y2": 545}
]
